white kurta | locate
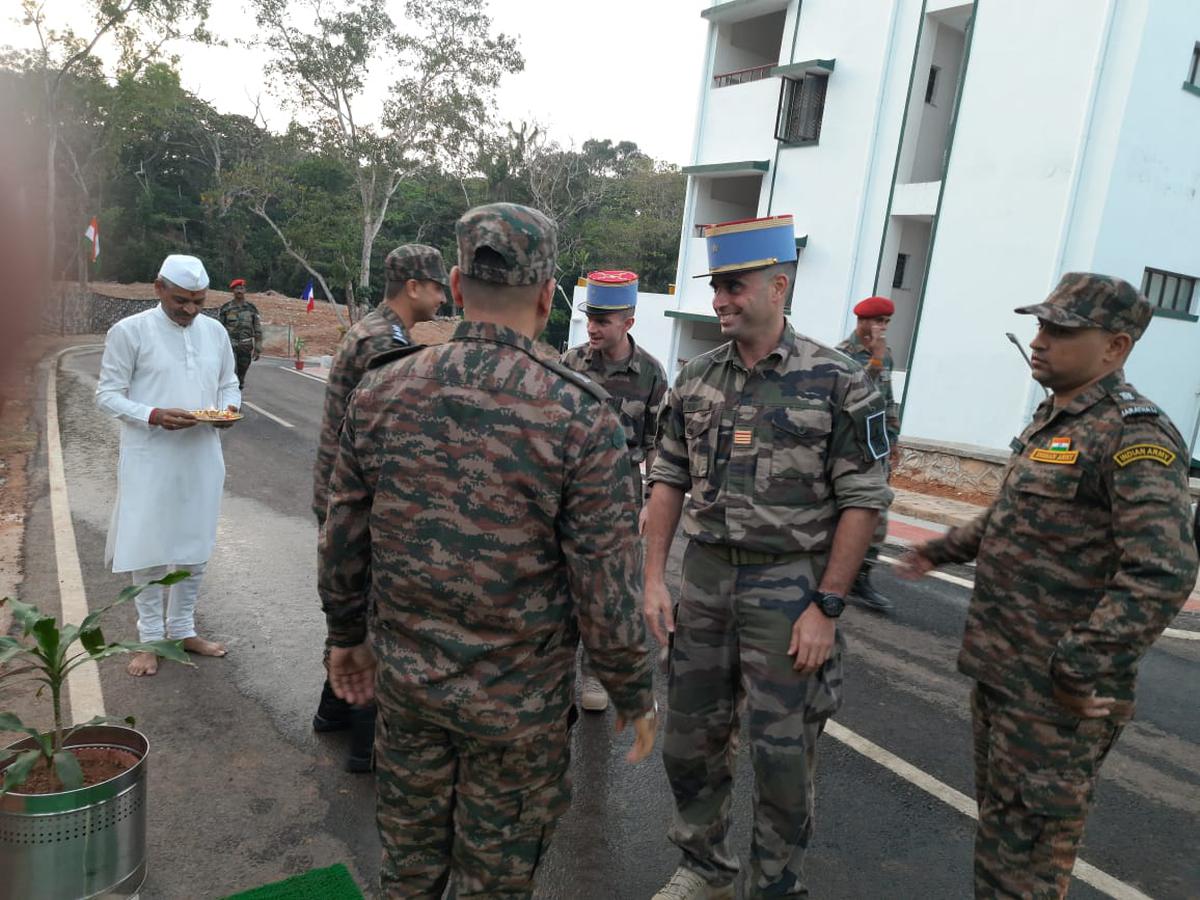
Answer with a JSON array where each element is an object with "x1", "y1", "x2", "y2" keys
[{"x1": 96, "y1": 305, "x2": 241, "y2": 572}]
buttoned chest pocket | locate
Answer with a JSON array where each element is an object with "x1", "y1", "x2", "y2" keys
[
  {"x1": 1009, "y1": 463, "x2": 1087, "y2": 538},
  {"x1": 758, "y1": 406, "x2": 832, "y2": 505},
  {"x1": 683, "y1": 405, "x2": 715, "y2": 481}
]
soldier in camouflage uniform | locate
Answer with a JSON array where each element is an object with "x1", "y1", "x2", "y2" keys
[
  {"x1": 310, "y1": 243, "x2": 448, "y2": 773},
  {"x1": 561, "y1": 269, "x2": 668, "y2": 712},
  {"x1": 318, "y1": 203, "x2": 657, "y2": 899},
  {"x1": 837, "y1": 295, "x2": 902, "y2": 613},
  {"x1": 643, "y1": 215, "x2": 892, "y2": 899},
  {"x1": 217, "y1": 278, "x2": 262, "y2": 389},
  {"x1": 901, "y1": 273, "x2": 1199, "y2": 899}
]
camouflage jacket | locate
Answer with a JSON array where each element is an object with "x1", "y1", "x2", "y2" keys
[
  {"x1": 835, "y1": 332, "x2": 899, "y2": 444},
  {"x1": 217, "y1": 299, "x2": 262, "y2": 352},
  {"x1": 317, "y1": 320, "x2": 654, "y2": 740},
  {"x1": 312, "y1": 303, "x2": 412, "y2": 523},
  {"x1": 649, "y1": 323, "x2": 893, "y2": 555},
  {"x1": 922, "y1": 371, "x2": 1198, "y2": 723},
  {"x1": 559, "y1": 336, "x2": 668, "y2": 464}
]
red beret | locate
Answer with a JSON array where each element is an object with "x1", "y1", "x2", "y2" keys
[
  {"x1": 853, "y1": 295, "x2": 894, "y2": 318},
  {"x1": 229, "y1": 278, "x2": 246, "y2": 288}
]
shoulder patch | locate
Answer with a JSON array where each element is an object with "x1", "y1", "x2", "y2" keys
[
  {"x1": 1108, "y1": 382, "x2": 1160, "y2": 419},
  {"x1": 366, "y1": 343, "x2": 425, "y2": 371},
  {"x1": 536, "y1": 357, "x2": 612, "y2": 404},
  {"x1": 1113, "y1": 443, "x2": 1177, "y2": 468},
  {"x1": 1120, "y1": 404, "x2": 1160, "y2": 419},
  {"x1": 390, "y1": 324, "x2": 409, "y2": 346}
]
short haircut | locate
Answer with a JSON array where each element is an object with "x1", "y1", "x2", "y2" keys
[
  {"x1": 763, "y1": 261, "x2": 797, "y2": 306},
  {"x1": 458, "y1": 272, "x2": 545, "y2": 311}
]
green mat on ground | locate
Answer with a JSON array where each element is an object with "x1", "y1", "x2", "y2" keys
[{"x1": 222, "y1": 863, "x2": 364, "y2": 900}]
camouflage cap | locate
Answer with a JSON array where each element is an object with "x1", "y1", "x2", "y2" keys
[
  {"x1": 455, "y1": 203, "x2": 557, "y2": 286},
  {"x1": 384, "y1": 243, "x2": 449, "y2": 286},
  {"x1": 1015, "y1": 272, "x2": 1153, "y2": 341}
]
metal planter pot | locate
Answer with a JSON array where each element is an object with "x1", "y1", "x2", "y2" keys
[{"x1": 0, "y1": 725, "x2": 149, "y2": 900}]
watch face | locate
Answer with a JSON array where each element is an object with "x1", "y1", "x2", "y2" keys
[{"x1": 817, "y1": 592, "x2": 845, "y2": 618}]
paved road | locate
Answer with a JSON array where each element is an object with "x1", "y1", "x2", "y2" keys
[{"x1": 17, "y1": 348, "x2": 1200, "y2": 899}]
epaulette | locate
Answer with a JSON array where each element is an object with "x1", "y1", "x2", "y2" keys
[
  {"x1": 367, "y1": 343, "x2": 425, "y2": 371},
  {"x1": 389, "y1": 324, "x2": 408, "y2": 346},
  {"x1": 535, "y1": 356, "x2": 612, "y2": 404},
  {"x1": 1109, "y1": 384, "x2": 1160, "y2": 419}
]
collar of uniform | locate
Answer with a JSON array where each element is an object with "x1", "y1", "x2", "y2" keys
[
  {"x1": 717, "y1": 321, "x2": 797, "y2": 372},
  {"x1": 584, "y1": 334, "x2": 640, "y2": 373},
  {"x1": 451, "y1": 320, "x2": 537, "y2": 355},
  {"x1": 1039, "y1": 370, "x2": 1124, "y2": 425}
]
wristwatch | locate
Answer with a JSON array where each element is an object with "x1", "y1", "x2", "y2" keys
[{"x1": 814, "y1": 591, "x2": 845, "y2": 619}]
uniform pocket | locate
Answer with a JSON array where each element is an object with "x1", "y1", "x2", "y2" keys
[
  {"x1": 760, "y1": 406, "x2": 831, "y2": 505},
  {"x1": 683, "y1": 406, "x2": 715, "y2": 480},
  {"x1": 1013, "y1": 465, "x2": 1082, "y2": 500}
]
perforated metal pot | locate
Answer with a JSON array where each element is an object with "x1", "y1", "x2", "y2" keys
[{"x1": 0, "y1": 725, "x2": 149, "y2": 900}]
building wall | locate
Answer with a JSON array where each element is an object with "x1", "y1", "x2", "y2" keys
[
  {"x1": 901, "y1": 0, "x2": 1112, "y2": 451},
  {"x1": 909, "y1": 22, "x2": 965, "y2": 184}
]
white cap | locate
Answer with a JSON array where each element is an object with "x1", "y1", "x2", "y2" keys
[{"x1": 157, "y1": 254, "x2": 209, "y2": 291}]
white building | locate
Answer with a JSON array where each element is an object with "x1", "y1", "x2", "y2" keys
[{"x1": 647, "y1": 0, "x2": 1200, "y2": 459}]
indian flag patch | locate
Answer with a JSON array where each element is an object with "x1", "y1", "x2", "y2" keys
[{"x1": 1049, "y1": 436, "x2": 1072, "y2": 451}]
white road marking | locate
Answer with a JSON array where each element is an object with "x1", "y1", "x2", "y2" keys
[
  {"x1": 241, "y1": 401, "x2": 295, "y2": 429},
  {"x1": 877, "y1": 554, "x2": 1200, "y2": 641},
  {"x1": 281, "y1": 365, "x2": 327, "y2": 384},
  {"x1": 47, "y1": 346, "x2": 107, "y2": 721},
  {"x1": 826, "y1": 720, "x2": 1153, "y2": 900}
]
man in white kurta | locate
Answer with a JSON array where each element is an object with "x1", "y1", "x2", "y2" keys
[{"x1": 95, "y1": 254, "x2": 241, "y2": 676}]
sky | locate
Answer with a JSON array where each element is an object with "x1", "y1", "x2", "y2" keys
[{"x1": 12, "y1": 0, "x2": 711, "y2": 165}]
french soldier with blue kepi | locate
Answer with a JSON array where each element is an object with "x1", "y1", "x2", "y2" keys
[
  {"x1": 561, "y1": 269, "x2": 668, "y2": 712},
  {"x1": 644, "y1": 214, "x2": 892, "y2": 898}
]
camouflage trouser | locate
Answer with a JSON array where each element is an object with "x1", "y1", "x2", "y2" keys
[
  {"x1": 663, "y1": 541, "x2": 844, "y2": 897},
  {"x1": 972, "y1": 683, "x2": 1122, "y2": 899},
  {"x1": 374, "y1": 694, "x2": 572, "y2": 899},
  {"x1": 233, "y1": 346, "x2": 253, "y2": 387}
]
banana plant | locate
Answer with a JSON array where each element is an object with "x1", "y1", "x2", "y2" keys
[{"x1": 0, "y1": 572, "x2": 195, "y2": 794}]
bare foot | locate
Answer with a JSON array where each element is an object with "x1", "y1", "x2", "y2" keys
[
  {"x1": 181, "y1": 636, "x2": 227, "y2": 657},
  {"x1": 127, "y1": 651, "x2": 159, "y2": 677}
]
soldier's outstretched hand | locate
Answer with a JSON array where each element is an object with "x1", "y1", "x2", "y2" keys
[
  {"x1": 329, "y1": 643, "x2": 377, "y2": 706},
  {"x1": 897, "y1": 547, "x2": 935, "y2": 579},
  {"x1": 616, "y1": 711, "x2": 658, "y2": 763}
]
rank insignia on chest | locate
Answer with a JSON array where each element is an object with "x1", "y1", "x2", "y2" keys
[
  {"x1": 1028, "y1": 441, "x2": 1079, "y2": 465},
  {"x1": 733, "y1": 428, "x2": 754, "y2": 447}
]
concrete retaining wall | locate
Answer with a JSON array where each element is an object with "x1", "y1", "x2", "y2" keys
[{"x1": 41, "y1": 286, "x2": 216, "y2": 335}]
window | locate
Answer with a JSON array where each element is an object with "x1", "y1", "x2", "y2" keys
[
  {"x1": 1142, "y1": 267, "x2": 1198, "y2": 316},
  {"x1": 775, "y1": 74, "x2": 828, "y2": 145},
  {"x1": 1189, "y1": 43, "x2": 1200, "y2": 88},
  {"x1": 892, "y1": 253, "x2": 910, "y2": 289},
  {"x1": 925, "y1": 65, "x2": 940, "y2": 105}
]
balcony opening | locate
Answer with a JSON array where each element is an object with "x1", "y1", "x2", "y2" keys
[
  {"x1": 896, "y1": 6, "x2": 970, "y2": 185},
  {"x1": 692, "y1": 174, "x2": 764, "y2": 227},
  {"x1": 712, "y1": 10, "x2": 786, "y2": 88}
]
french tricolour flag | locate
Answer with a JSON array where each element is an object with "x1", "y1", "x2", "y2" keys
[{"x1": 301, "y1": 280, "x2": 314, "y2": 313}]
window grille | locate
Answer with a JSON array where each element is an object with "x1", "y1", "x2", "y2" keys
[
  {"x1": 774, "y1": 74, "x2": 828, "y2": 145},
  {"x1": 1142, "y1": 267, "x2": 1198, "y2": 315},
  {"x1": 925, "y1": 66, "x2": 940, "y2": 104},
  {"x1": 893, "y1": 253, "x2": 910, "y2": 290}
]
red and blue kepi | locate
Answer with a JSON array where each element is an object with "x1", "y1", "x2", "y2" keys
[
  {"x1": 695, "y1": 215, "x2": 797, "y2": 278},
  {"x1": 578, "y1": 270, "x2": 639, "y2": 314}
]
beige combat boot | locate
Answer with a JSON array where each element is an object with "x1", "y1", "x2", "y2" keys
[
  {"x1": 580, "y1": 675, "x2": 609, "y2": 712},
  {"x1": 651, "y1": 867, "x2": 735, "y2": 899}
]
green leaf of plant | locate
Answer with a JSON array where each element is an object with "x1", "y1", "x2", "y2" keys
[
  {"x1": 79, "y1": 627, "x2": 106, "y2": 655},
  {"x1": 0, "y1": 639, "x2": 29, "y2": 665},
  {"x1": 135, "y1": 639, "x2": 192, "y2": 665},
  {"x1": 156, "y1": 570, "x2": 192, "y2": 587},
  {"x1": 1, "y1": 750, "x2": 43, "y2": 795},
  {"x1": 0, "y1": 711, "x2": 38, "y2": 735},
  {"x1": 31, "y1": 617, "x2": 61, "y2": 667},
  {"x1": 53, "y1": 750, "x2": 84, "y2": 791},
  {"x1": 5, "y1": 597, "x2": 43, "y2": 635}
]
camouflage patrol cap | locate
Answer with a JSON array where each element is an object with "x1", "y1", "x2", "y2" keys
[
  {"x1": 1015, "y1": 272, "x2": 1152, "y2": 341},
  {"x1": 455, "y1": 203, "x2": 557, "y2": 286},
  {"x1": 384, "y1": 243, "x2": 449, "y2": 286}
]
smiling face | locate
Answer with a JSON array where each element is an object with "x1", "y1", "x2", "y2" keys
[
  {"x1": 710, "y1": 268, "x2": 786, "y2": 343},
  {"x1": 156, "y1": 278, "x2": 207, "y2": 327}
]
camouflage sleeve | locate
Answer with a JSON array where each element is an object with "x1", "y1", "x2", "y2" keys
[
  {"x1": 642, "y1": 367, "x2": 669, "y2": 454},
  {"x1": 317, "y1": 391, "x2": 375, "y2": 647},
  {"x1": 827, "y1": 368, "x2": 892, "y2": 511},
  {"x1": 921, "y1": 507, "x2": 993, "y2": 565},
  {"x1": 560, "y1": 406, "x2": 654, "y2": 719},
  {"x1": 253, "y1": 309, "x2": 263, "y2": 350},
  {"x1": 312, "y1": 338, "x2": 363, "y2": 521},
  {"x1": 647, "y1": 382, "x2": 690, "y2": 488},
  {"x1": 1051, "y1": 421, "x2": 1199, "y2": 697}
]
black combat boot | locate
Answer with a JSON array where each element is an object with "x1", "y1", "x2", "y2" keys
[
  {"x1": 850, "y1": 552, "x2": 894, "y2": 613},
  {"x1": 345, "y1": 703, "x2": 377, "y2": 774},
  {"x1": 312, "y1": 678, "x2": 354, "y2": 733}
]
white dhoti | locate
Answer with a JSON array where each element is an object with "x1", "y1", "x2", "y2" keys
[{"x1": 130, "y1": 562, "x2": 208, "y2": 642}]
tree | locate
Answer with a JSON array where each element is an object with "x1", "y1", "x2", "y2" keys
[
  {"x1": 250, "y1": 0, "x2": 522, "y2": 302},
  {"x1": 18, "y1": 0, "x2": 212, "y2": 282}
]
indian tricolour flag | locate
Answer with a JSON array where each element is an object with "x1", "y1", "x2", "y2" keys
[
  {"x1": 84, "y1": 216, "x2": 99, "y2": 262},
  {"x1": 1049, "y1": 436, "x2": 1071, "y2": 451}
]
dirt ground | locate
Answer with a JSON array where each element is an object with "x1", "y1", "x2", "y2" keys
[{"x1": 891, "y1": 471, "x2": 993, "y2": 507}]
